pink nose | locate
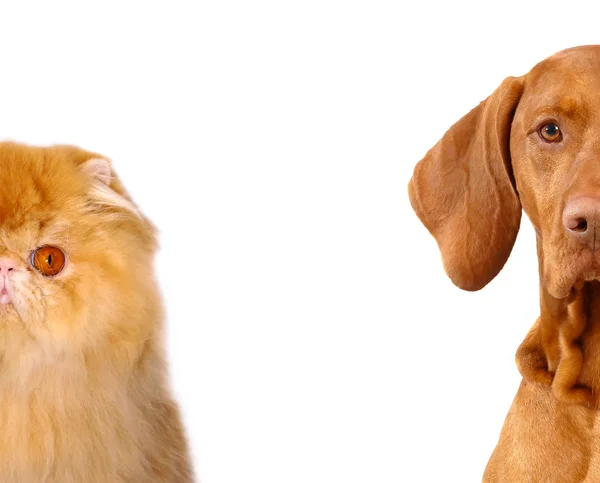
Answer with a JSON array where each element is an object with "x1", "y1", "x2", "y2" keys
[
  {"x1": 563, "y1": 196, "x2": 600, "y2": 248},
  {"x1": 0, "y1": 258, "x2": 17, "y2": 277}
]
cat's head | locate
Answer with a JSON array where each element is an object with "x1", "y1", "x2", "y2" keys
[{"x1": 0, "y1": 143, "x2": 160, "y2": 363}]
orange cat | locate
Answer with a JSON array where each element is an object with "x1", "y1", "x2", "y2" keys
[{"x1": 0, "y1": 143, "x2": 193, "y2": 481}]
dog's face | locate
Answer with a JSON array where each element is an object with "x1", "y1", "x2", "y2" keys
[
  {"x1": 409, "y1": 45, "x2": 600, "y2": 299},
  {"x1": 511, "y1": 48, "x2": 600, "y2": 297}
]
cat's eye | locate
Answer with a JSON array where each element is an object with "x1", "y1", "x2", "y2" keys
[
  {"x1": 30, "y1": 246, "x2": 66, "y2": 277},
  {"x1": 539, "y1": 122, "x2": 562, "y2": 142}
]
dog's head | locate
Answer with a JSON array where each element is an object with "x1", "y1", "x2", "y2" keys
[{"x1": 409, "y1": 45, "x2": 600, "y2": 299}]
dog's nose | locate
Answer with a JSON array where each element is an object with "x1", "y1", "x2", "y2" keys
[{"x1": 563, "y1": 196, "x2": 600, "y2": 248}]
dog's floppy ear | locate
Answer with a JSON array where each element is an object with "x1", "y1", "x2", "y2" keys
[{"x1": 408, "y1": 76, "x2": 524, "y2": 291}]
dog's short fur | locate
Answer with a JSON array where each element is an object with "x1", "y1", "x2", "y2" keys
[{"x1": 409, "y1": 46, "x2": 600, "y2": 481}]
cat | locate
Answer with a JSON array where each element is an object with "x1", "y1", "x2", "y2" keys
[{"x1": 0, "y1": 142, "x2": 193, "y2": 482}]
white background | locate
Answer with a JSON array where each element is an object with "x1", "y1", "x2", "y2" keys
[{"x1": 4, "y1": 1, "x2": 600, "y2": 482}]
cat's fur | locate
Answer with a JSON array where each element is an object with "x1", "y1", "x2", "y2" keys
[{"x1": 0, "y1": 143, "x2": 193, "y2": 481}]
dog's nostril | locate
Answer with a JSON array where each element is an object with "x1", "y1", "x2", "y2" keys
[
  {"x1": 563, "y1": 198, "x2": 600, "y2": 245},
  {"x1": 570, "y1": 218, "x2": 589, "y2": 232}
]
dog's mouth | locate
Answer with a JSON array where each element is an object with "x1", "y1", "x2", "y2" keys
[
  {"x1": 582, "y1": 267, "x2": 600, "y2": 281},
  {"x1": 546, "y1": 248, "x2": 600, "y2": 299}
]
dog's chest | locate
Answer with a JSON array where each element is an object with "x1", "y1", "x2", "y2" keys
[{"x1": 579, "y1": 417, "x2": 600, "y2": 481}]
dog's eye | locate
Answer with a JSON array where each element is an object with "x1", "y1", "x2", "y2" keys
[
  {"x1": 30, "y1": 246, "x2": 66, "y2": 277},
  {"x1": 539, "y1": 123, "x2": 562, "y2": 142}
]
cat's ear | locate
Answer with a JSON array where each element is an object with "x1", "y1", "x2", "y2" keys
[
  {"x1": 79, "y1": 157, "x2": 142, "y2": 218},
  {"x1": 80, "y1": 157, "x2": 112, "y2": 186}
]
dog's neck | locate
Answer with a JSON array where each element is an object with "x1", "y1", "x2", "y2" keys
[
  {"x1": 567, "y1": 283, "x2": 600, "y2": 395},
  {"x1": 516, "y1": 281, "x2": 600, "y2": 408}
]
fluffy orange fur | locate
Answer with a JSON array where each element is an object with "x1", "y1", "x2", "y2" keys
[{"x1": 0, "y1": 143, "x2": 192, "y2": 481}]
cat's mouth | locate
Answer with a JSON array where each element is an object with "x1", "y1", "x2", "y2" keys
[{"x1": 0, "y1": 287, "x2": 11, "y2": 305}]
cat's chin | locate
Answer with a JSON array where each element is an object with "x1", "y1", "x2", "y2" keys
[{"x1": 0, "y1": 303, "x2": 17, "y2": 317}]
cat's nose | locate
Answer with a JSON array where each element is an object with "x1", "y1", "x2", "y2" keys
[{"x1": 0, "y1": 258, "x2": 17, "y2": 277}]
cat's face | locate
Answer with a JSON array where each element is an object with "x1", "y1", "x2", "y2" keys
[{"x1": 0, "y1": 143, "x2": 159, "y2": 364}]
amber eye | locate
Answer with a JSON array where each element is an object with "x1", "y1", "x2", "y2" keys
[
  {"x1": 30, "y1": 246, "x2": 66, "y2": 277},
  {"x1": 539, "y1": 123, "x2": 562, "y2": 142}
]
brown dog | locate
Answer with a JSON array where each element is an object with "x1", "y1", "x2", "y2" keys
[{"x1": 409, "y1": 45, "x2": 600, "y2": 481}]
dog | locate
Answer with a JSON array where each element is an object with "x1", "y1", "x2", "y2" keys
[{"x1": 409, "y1": 45, "x2": 600, "y2": 481}]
